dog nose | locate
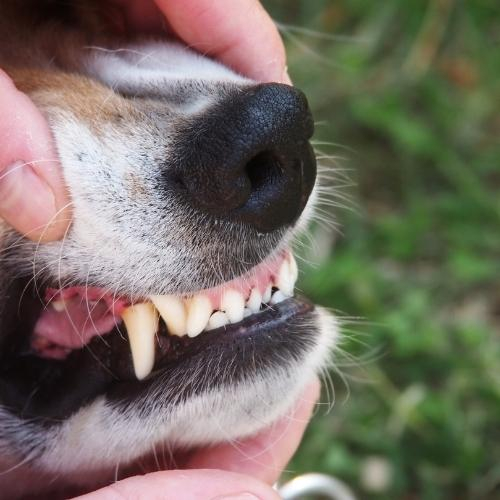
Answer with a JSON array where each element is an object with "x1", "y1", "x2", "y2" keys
[{"x1": 171, "y1": 83, "x2": 316, "y2": 232}]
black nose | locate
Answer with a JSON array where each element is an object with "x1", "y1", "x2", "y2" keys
[{"x1": 171, "y1": 83, "x2": 316, "y2": 233}]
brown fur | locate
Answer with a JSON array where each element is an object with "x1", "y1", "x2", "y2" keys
[{"x1": 7, "y1": 67, "x2": 140, "y2": 133}]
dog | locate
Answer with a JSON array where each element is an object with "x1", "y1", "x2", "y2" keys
[{"x1": 0, "y1": 1, "x2": 337, "y2": 496}]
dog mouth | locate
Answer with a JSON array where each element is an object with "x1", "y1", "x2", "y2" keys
[
  {"x1": 31, "y1": 250, "x2": 300, "y2": 379},
  {"x1": 0, "y1": 249, "x2": 315, "y2": 419}
]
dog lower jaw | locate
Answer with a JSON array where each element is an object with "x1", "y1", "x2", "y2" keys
[
  {"x1": 0, "y1": 308, "x2": 336, "y2": 498},
  {"x1": 0, "y1": 372, "x2": 313, "y2": 498}
]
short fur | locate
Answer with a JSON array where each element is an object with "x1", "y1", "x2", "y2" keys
[{"x1": 0, "y1": 1, "x2": 336, "y2": 496}]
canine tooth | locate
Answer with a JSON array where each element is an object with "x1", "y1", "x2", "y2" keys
[
  {"x1": 206, "y1": 311, "x2": 229, "y2": 331},
  {"x1": 247, "y1": 288, "x2": 262, "y2": 313},
  {"x1": 270, "y1": 290, "x2": 287, "y2": 305},
  {"x1": 221, "y1": 289, "x2": 245, "y2": 323},
  {"x1": 277, "y1": 259, "x2": 294, "y2": 297},
  {"x1": 122, "y1": 303, "x2": 158, "y2": 380},
  {"x1": 150, "y1": 295, "x2": 187, "y2": 337},
  {"x1": 262, "y1": 285, "x2": 272, "y2": 304},
  {"x1": 51, "y1": 300, "x2": 66, "y2": 312},
  {"x1": 289, "y1": 253, "x2": 299, "y2": 283},
  {"x1": 243, "y1": 307, "x2": 252, "y2": 318},
  {"x1": 186, "y1": 295, "x2": 212, "y2": 337}
]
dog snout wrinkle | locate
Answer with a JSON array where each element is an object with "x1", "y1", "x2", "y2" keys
[{"x1": 171, "y1": 83, "x2": 317, "y2": 232}]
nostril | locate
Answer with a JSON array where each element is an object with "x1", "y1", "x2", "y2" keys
[{"x1": 246, "y1": 151, "x2": 284, "y2": 192}]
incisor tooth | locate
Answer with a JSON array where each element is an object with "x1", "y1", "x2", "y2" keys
[
  {"x1": 51, "y1": 300, "x2": 66, "y2": 312},
  {"x1": 243, "y1": 307, "x2": 252, "y2": 318},
  {"x1": 186, "y1": 295, "x2": 212, "y2": 337},
  {"x1": 277, "y1": 259, "x2": 294, "y2": 297},
  {"x1": 122, "y1": 303, "x2": 158, "y2": 380},
  {"x1": 262, "y1": 285, "x2": 272, "y2": 304},
  {"x1": 150, "y1": 295, "x2": 187, "y2": 337},
  {"x1": 206, "y1": 311, "x2": 229, "y2": 331},
  {"x1": 270, "y1": 290, "x2": 287, "y2": 305},
  {"x1": 247, "y1": 288, "x2": 262, "y2": 313},
  {"x1": 221, "y1": 289, "x2": 245, "y2": 323}
]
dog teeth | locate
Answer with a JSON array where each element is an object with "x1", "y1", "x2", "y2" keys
[
  {"x1": 122, "y1": 303, "x2": 158, "y2": 380},
  {"x1": 262, "y1": 284, "x2": 272, "y2": 304},
  {"x1": 120, "y1": 253, "x2": 300, "y2": 378},
  {"x1": 206, "y1": 311, "x2": 229, "y2": 331},
  {"x1": 186, "y1": 295, "x2": 212, "y2": 337},
  {"x1": 150, "y1": 295, "x2": 187, "y2": 337},
  {"x1": 247, "y1": 288, "x2": 262, "y2": 313},
  {"x1": 221, "y1": 289, "x2": 245, "y2": 323},
  {"x1": 276, "y1": 259, "x2": 294, "y2": 297},
  {"x1": 270, "y1": 290, "x2": 287, "y2": 305},
  {"x1": 51, "y1": 299, "x2": 67, "y2": 312}
]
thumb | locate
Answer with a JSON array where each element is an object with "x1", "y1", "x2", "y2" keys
[
  {"x1": 74, "y1": 469, "x2": 280, "y2": 500},
  {"x1": 0, "y1": 69, "x2": 71, "y2": 241}
]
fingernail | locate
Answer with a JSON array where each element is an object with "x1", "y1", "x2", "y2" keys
[
  {"x1": 282, "y1": 67, "x2": 292, "y2": 85},
  {"x1": 0, "y1": 161, "x2": 57, "y2": 235},
  {"x1": 212, "y1": 494, "x2": 261, "y2": 500}
]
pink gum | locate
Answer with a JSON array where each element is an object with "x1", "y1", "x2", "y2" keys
[{"x1": 202, "y1": 250, "x2": 290, "y2": 309}]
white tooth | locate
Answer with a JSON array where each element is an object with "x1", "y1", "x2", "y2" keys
[
  {"x1": 247, "y1": 288, "x2": 262, "y2": 313},
  {"x1": 206, "y1": 311, "x2": 229, "y2": 331},
  {"x1": 150, "y1": 295, "x2": 187, "y2": 337},
  {"x1": 221, "y1": 289, "x2": 245, "y2": 323},
  {"x1": 243, "y1": 307, "x2": 252, "y2": 318},
  {"x1": 186, "y1": 295, "x2": 212, "y2": 337},
  {"x1": 262, "y1": 284, "x2": 272, "y2": 304},
  {"x1": 277, "y1": 259, "x2": 294, "y2": 297},
  {"x1": 122, "y1": 303, "x2": 158, "y2": 380},
  {"x1": 270, "y1": 290, "x2": 287, "y2": 305},
  {"x1": 51, "y1": 300, "x2": 66, "y2": 312},
  {"x1": 289, "y1": 253, "x2": 299, "y2": 283}
]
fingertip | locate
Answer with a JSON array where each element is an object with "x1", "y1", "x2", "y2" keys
[
  {"x1": 154, "y1": 0, "x2": 288, "y2": 83},
  {"x1": 282, "y1": 67, "x2": 293, "y2": 86},
  {"x1": 74, "y1": 469, "x2": 280, "y2": 500}
]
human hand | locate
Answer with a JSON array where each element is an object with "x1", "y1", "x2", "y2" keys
[
  {"x1": 0, "y1": 69, "x2": 71, "y2": 242},
  {"x1": 75, "y1": 380, "x2": 320, "y2": 499},
  {"x1": 115, "y1": 0, "x2": 291, "y2": 84}
]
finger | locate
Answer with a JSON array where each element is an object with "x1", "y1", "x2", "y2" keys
[
  {"x1": 153, "y1": 0, "x2": 290, "y2": 83},
  {"x1": 112, "y1": 0, "x2": 165, "y2": 34},
  {"x1": 0, "y1": 70, "x2": 71, "y2": 241},
  {"x1": 186, "y1": 378, "x2": 321, "y2": 485},
  {"x1": 73, "y1": 469, "x2": 280, "y2": 500}
]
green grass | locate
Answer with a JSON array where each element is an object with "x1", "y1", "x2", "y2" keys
[{"x1": 263, "y1": 1, "x2": 500, "y2": 498}]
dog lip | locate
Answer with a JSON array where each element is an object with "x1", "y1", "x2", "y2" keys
[
  {"x1": 103, "y1": 295, "x2": 317, "y2": 403},
  {"x1": 87, "y1": 293, "x2": 313, "y2": 383},
  {"x1": 153, "y1": 296, "x2": 315, "y2": 371},
  {"x1": 87, "y1": 295, "x2": 315, "y2": 383}
]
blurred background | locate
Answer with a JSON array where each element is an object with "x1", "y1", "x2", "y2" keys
[{"x1": 263, "y1": 1, "x2": 500, "y2": 498}]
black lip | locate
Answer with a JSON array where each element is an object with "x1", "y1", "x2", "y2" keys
[{"x1": 0, "y1": 286, "x2": 316, "y2": 421}]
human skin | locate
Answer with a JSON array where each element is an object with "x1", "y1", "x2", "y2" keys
[{"x1": 1, "y1": 2, "x2": 314, "y2": 497}]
